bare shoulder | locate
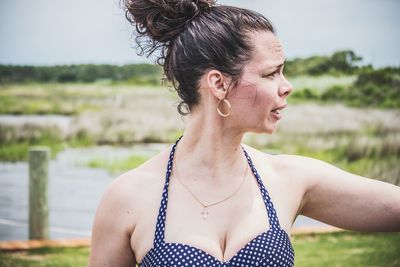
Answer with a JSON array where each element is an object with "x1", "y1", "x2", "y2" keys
[
  {"x1": 97, "y1": 147, "x2": 171, "y2": 230},
  {"x1": 89, "y1": 147, "x2": 172, "y2": 266},
  {"x1": 242, "y1": 143, "x2": 315, "y2": 182}
]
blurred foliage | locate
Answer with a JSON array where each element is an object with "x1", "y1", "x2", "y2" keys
[
  {"x1": 0, "y1": 124, "x2": 97, "y2": 162},
  {"x1": 292, "y1": 67, "x2": 400, "y2": 108},
  {"x1": 0, "y1": 64, "x2": 162, "y2": 85},
  {"x1": 0, "y1": 124, "x2": 64, "y2": 161},
  {"x1": 292, "y1": 231, "x2": 400, "y2": 267},
  {"x1": 285, "y1": 50, "x2": 400, "y2": 108},
  {"x1": 345, "y1": 67, "x2": 400, "y2": 108},
  {"x1": 86, "y1": 155, "x2": 149, "y2": 175},
  {"x1": 285, "y1": 50, "x2": 370, "y2": 77}
]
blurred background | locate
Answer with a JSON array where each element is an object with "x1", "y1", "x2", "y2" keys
[{"x1": 0, "y1": 0, "x2": 399, "y2": 266}]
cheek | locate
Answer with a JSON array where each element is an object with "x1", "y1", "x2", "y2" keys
[
  {"x1": 239, "y1": 83, "x2": 274, "y2": 111},
  {"x1": 230, "y1": 78, "x2": 276, "y2": 117},
  {"x1": 230, "y1": 85, "x2": 273, "y2": 119},
  {"x1": 230, "y1": 82, "x2": 258, "y2": 103},
  {"x1": 256, "y1": 88, "x2": 275, "y2": 108}
]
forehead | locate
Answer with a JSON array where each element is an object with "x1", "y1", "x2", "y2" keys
[{"x1": 246, "y1": 31, "x2": 285, "y2": 70}]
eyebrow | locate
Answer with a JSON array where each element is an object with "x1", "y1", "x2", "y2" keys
[{"x1": 265, "y1": 60, "x2": 286, "y2": 72}]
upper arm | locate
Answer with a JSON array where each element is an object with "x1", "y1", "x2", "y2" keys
[
  {"x1": 88, "y1": 175, "x2": 137, "y2": 267},
  {"x1": 293, "y1": 155, "x2": 400, "y2": 232}
]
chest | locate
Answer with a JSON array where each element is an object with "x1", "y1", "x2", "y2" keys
[{"x1": 131, "y1": 159, "x2": 301, "y2": 264}]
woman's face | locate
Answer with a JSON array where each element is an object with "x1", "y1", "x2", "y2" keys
[{"x1": 227, "y1": 31, "x2": 293, "y2": 134}]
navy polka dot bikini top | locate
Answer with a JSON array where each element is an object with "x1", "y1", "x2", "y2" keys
[{"x1": 139, "y1": 136, "x2": 295, "y2": 266}]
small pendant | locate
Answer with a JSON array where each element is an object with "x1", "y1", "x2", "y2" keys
[{"x1": 201, "y1": 207, "x2": 209, "y2": 220}]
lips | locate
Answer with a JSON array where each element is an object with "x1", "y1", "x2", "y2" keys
[
  {"x1": 270, "y1": 104, "x2": 287, "y2": 120},
  {"x1": 271, "y1": 104, "x2": 287, "y2": 113}
]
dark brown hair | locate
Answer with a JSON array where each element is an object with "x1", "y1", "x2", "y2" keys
[{"x1": 124, "y1": 0, "x2": 275, "y2": 115}]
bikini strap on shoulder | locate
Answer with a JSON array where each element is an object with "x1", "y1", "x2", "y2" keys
[
  {"x1": 153, "y1": 135, "x2": 182, "y2": 247},
  {"x1": 241, "y1": 146, "x2": 282, "y2": 229}
]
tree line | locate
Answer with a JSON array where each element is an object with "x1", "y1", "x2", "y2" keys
[
  {"x1": 284, "y1": 50, "x2": 372, "y2": 76},
  {"x1": 0, "y1": 64, "x2": 162, "y2": 85},
  {"x1": 0, "y1": 50, "x2": 371, "y2": 84}
]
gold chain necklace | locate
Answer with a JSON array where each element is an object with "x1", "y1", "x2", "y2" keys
[{"x1": 173, "y1": 152, "x2": 248, "y2": 220}]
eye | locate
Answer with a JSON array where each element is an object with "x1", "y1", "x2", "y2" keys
[{"x1": 264, "y1": 70, "x2": 279, "y2": 79}]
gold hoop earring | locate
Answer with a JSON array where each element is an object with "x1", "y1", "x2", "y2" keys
[{"x1": 217, "y1": 99, "x2": 231, "y2": 117}]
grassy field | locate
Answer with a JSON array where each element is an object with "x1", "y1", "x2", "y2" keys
[
  {"x1": 0, "y1": 83, "x2": 167, "y2": 115},
  {"x1": 1, "y1": 231, "x2": 399, "y2": 267},
  {"x1": 288, "y1": 75, "x2": 357, "y2": 92},
  {"x1": 292, "y1": 231, "x2": 400, "y2": 267},
  {"x1": 86, "y1": 154, "x2": 149, "y2": 175}
]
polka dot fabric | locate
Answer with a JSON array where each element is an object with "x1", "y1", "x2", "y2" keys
[{"x1": 139, "y1": 136, "x2": 294, "y2": 266}]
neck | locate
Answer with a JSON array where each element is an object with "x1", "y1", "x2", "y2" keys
[{"x1": 174, "y1": 105, "x2": 247, "y2": 185}]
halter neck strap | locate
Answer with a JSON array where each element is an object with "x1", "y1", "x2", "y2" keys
[{"x1": 153, "y1": 135, "x2": 281, "y2": 247}]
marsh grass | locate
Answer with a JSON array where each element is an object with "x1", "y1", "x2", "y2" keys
[
  {"x1": 288, "y1": 75, "x2": 357, "y2": 93},
  {"x1": 0, "y1": 83, "x2": 166, "y2": 115},
  {"x1": 0, "y1": 124, "x2": 95, "y2": 161},
  {"x1": 86, "y1": 155, "x2": 149, "y2": 175},
  {"x1": 1, "y1": 232, "x2": 399, "y2": 267},
  {"x1": 0, "y1": 124, "x2": 65, "y2": 161}
]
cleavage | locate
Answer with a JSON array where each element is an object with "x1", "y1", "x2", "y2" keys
[{"x1": 163, "y1": 187, "x2": 272, "y2": 262}]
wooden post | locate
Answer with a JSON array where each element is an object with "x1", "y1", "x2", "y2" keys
[{"x1": 29, "y1": 147, "x2": 50, "y2": 240}]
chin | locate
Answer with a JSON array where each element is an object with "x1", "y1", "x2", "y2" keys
[
  {"x1": 263, "y1": 123, "x2": 277, "y2": 135},
  {"x1": 250, "y1": 124, "x2": 275, "y2": 135},
  {"x1": 264, "y1": 128, "x2": 275, "y2": 135}
]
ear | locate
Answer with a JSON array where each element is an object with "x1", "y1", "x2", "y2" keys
[{"x1": 206, "y1": 70, "x2": 229, "y2": 100}]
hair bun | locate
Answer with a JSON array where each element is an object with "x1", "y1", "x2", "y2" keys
[{"x1": 125, "y1": 0, "x2": 216, "y2": 43}]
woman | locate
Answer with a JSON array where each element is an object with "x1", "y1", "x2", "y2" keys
[{"x1": 88, "y1": 0, "x2": 400, "y2": 266}]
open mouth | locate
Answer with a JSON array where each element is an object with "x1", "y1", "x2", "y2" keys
[
  {"x1": 270, "y1": 104, "x2": 287, "y2": 119},
  {"x1": 271, "y1": 109, "x2": 281, "y2": 115}
]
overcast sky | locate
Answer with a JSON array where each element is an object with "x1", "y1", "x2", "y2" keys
[{"x1": 1, "y1": 0, "x2": 399, "y2": 67}]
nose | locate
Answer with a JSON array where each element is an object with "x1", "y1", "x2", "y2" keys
[{"x1": 279, "y1": 76, "x2": 293, "y2": 98}]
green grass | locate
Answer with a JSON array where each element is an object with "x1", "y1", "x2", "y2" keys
[
  {"x1": 288, "y1": 75, "x2": 357, "y2": 93},
  {"x1": 0, "y1": 83, "x2": 156, "y2": 115},
  {"x1": 0, "y1": 124, "x2": 65, "y2": 161},
  {"x1": 0, "y1": 247, "x2": 90, "y2": 267},
  {"x1": 292, "y1": 231, "x2": 400, "y2": 267},
  {"x1": 0, "y1": 125, "x2": 95, "y2": 162},
  {"x1": 86, "y1": 155, "x2": 150, "y2": 175},
  {"x1": 0, "y1": 142, "x2": 65, "y2": 162},
  {"x1": 0, "y1": 82, "x2": 113, "y2": 115},
  {"x1": 1, "y1": 232, "x2": 399, "y2": 267},
  {"x1": 288, "y1": 74, "x2": 400, "y2": 109}
]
